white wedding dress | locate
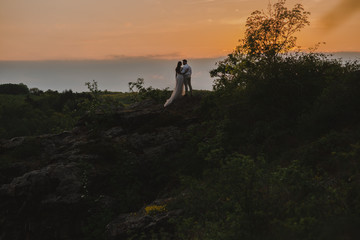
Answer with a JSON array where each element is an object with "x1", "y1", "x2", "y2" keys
[{"x1": 164, "y1": 73, "x2": 185, "y2": 107}]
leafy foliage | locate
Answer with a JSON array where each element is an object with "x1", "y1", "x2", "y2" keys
[
  {"x1": 0, "y1": 83, "x2": 29, "y2": 95},
  {"x1": 175, "y1": 156, "x2": 350, "y2": 240},
  {"x1": 169, "y1": 1, "x2": 360, "y2": 239},
  {"x1": 129, "y1": 78, "x2": 170, "y2": 103},
  {"x1": 0, "y1": 88, "x2": 86, "y2": 138},
  {"x1": 81, "y1": 80, "x2": 126, "y2": 122},
  {"x1": 211, "y1": 0, "x2": 310, "y2": 91},
  {"x1": 0, "y1": 82, "x2": 131, "y2": 139},
  {"x1": 243, "y1": 0, "x2": 310, "y2": 59}
]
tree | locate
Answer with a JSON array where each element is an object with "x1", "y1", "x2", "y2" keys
[
  {"x1": 211, "y1": 0, "x2": 310, "y2": 91},
  {"x1": 0, "y1": 83, "x2": 30, "y2": 95},
  {"x1": 242, "y1": 0, "x2": 310, "y2": 59}
]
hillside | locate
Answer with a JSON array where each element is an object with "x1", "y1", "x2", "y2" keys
[
  {"x1": 1, "y1": 0, "x2": 360, "y2": 237},
  {"x1": 2, "y1": 0, "x2": 360, "y2": 238},
  {"x1": 0, "y1": 96, "x2": 204, "y2": 239},
  {"x1": 1, "y1": 64, "x2": 360, "y2": 240}
]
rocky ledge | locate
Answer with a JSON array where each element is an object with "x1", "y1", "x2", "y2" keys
[{"x1": 0, "y1": 97, "x2": 202, "y2": 240}]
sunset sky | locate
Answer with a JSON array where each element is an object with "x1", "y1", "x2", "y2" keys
[{"x1": 1, "y1": 0, "x2": 359, "y2": 61}]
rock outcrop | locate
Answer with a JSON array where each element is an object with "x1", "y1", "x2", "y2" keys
[
  {"x1": 0, "y1": 97, "x2": 201, "y2": 240},
  {"x1": 0, "y1": 162, "x2": 85, "y2": 240}
]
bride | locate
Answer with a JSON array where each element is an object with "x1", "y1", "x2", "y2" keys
[{"x1": 164, "y1": 61, "x2": 185, "y2": 107}]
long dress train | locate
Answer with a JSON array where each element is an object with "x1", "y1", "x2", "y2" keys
[{"x1": 164, "y1": 73, "x2": 185, "y2": 107}]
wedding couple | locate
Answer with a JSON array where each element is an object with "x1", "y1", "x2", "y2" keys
[{"x1": 164, "y1": 59, "x2": 192, "y2": 107}]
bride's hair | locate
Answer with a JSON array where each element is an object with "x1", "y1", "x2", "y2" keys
[{"x1": 175, "y1": 61, "x2": 182, "y2": 74}]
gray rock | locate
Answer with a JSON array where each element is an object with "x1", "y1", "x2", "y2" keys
[
  {"x1": 1, "y1": 136, "x2": 25, "y2": 149},
  {"x1": 0, "y1": 162, "x2": 86, "y2": 239},
  {"x1": 128, "y1": 126, "x2": 182, "y2": 155},
  {"x1": 104, "y1": 127, "x2": 124, "y2": 138},
  {"x1": 0, "y1": 97, "x2": 201, "y2": 239},
  {"x1": 1, "y1": 162, "x2": 83, "y2": 204}
]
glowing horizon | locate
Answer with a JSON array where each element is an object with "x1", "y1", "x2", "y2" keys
[{"x1": 1, "y1": 0, "x2": 359, "y2": 61}]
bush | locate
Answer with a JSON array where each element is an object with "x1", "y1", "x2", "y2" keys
[
  {"x1": 175, "y1": 154, "x2": 351, "y2": 240},
  {"x1": 0, "y1": 83, "x2": 29, "y2": 95},
  {"x1": 129, "y1": 78, "x2": 170, "y2": 103}
]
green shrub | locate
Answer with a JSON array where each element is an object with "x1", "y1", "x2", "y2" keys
[
  {"x1": 0, "y1": 83, "x2": 29, "y2": 95},
  {"x1": 128, "y1": 78, "x2": 170, "y2": 103}
]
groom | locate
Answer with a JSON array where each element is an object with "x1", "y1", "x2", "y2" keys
[{"x1": 181, "y1": 59, "x2": 192, "y2": 96}]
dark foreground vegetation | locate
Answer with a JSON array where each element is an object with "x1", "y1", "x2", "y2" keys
[{"x1": 1, "y1": 1, "x2": 360, "y2": 239}]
